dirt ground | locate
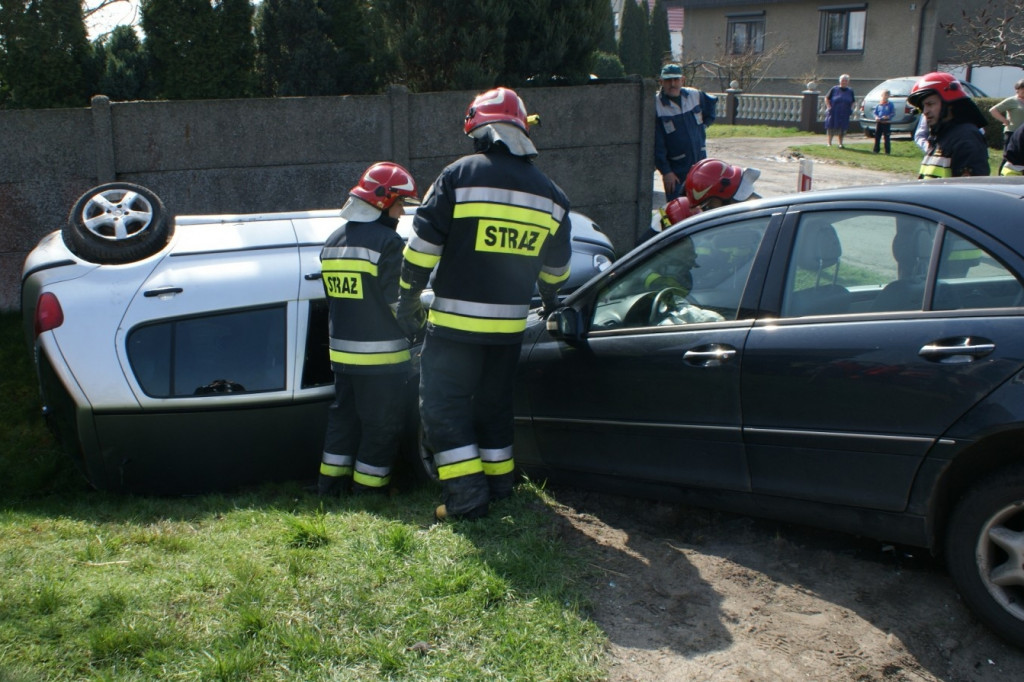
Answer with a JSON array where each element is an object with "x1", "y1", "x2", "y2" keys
[{"x1": 557, "y1": 134, "x2": 1024, "y2": 681}]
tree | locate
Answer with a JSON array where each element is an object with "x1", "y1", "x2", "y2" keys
[
  {"x1": 942, "y1": 0, "x2": 1024, "y2": 67},
  {"x1": 142, "y1": 0, "x2": 255, "y2": 100},
  {"x1": 375, "y1": 0, "x2": 511, "y2": 92},
  {"x1": 1, "y1": 0, "x2": 93, "y2": 108},
  {"x1": 617, "y1": 0, "x2": 648, "y2": 77},
  {"x1": 256, "y1": 0, "x2": 377, "y2": 97},
  {"x1": 501, "y1": 0, "x2": 607, "y2": 86},
  {"x1": 95, "y1": 23, "x2": 151, "y2": 100},
  {"x1": 702, "y1": 39, "x2": 789, "y2": 92},
  {"x1": 649, "y1": 0, "x2": 671, "y2": 72},
  {"x1": 597, "y1": 0, "x2": 616, "y2": 54}
]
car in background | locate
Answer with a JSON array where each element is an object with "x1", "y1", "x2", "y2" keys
[
  {"x1": 20, "y1": 182, "x2": 613, "y2": 496},
  {"x1": 858, "y1": 76, "x2": 988, "y2": 136}
]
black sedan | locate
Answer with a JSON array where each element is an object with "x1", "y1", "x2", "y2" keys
[{"x1": 510, "y1": 178, "x2": 1024, "y2": 649}]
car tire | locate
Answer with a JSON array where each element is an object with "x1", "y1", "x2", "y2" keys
[
  {"x1": 63, "y1": 182, "x2": 172, "y2": 264},
  {"x1": 945, "y1": 464, "x2": 1024, "y2": 648}
]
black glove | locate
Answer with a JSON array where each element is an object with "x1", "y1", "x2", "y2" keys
[
  {"x1": 396, "y1": 292, "x2": 426, "y2": 342},
  {"x1": 538, "y1": 282, "x2": 561, "y2": 319}
]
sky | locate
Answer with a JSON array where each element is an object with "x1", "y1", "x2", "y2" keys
[{"x1": 85, "y1": 0, "x2": 140, "y2": 40}]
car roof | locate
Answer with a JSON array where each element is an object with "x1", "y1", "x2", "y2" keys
[
  {"x1": 684, "y1": 178, "x2": 1024, "y2": 246},
  {"x1": 865, "y1": 76, "x2": 987, "y2": 98}
]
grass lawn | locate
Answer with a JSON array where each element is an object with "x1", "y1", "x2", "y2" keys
[
  {"x1": 709, "y1": 124, "x2": 1004, "y2": 177},
  {"x1": 0, "y1": 312, "x2": 607, "y2": 681}
]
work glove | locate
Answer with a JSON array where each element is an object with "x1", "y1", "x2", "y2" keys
[
  {"x1": 538, "y1": 282, "x2": 561, "y2": 319},
  {"x1": 396, "y1": 291, "x2": 426, "y2": 343}
]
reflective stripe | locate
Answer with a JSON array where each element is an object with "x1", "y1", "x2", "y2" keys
[
  {"x1": 454, "y1": 202, "x2": 561, "y2": 234},
  {"x1": 329, "y1": 338, "x2": 410, "y2": 366},
  {"x1": 480, "y1": 447, "x2": 514, "y2": 477},
  {"x1": 403, "y1": 241, "x2": 441, "y2": 270},
  {"x1": 429, "y1": 310, "x2": 527, "y2": 334},
  {"x1": 431, "y1": 296, "x2": 529, "y2": 320},
  {"x1": 949, "y1": 248, "x2": 983, "y2": 261},
  {"x1": 353, "y1": 461, "x2": 391, "y2": 488},
  {"x1": 320, "y1": 452, "x2": 354, "y2": 478},
  {"x1": 539, "y1": 262, "x2": 571, "y2": 285},
  {"x1": 406, "y1": 233, "x2": 444, "y2": 256},
  {"x1": 321, "y1": 245, "x2": 382, "y2": 264},
  {"x1": 919, "y1": 154, "x2": 952, "y2": 179},
  {"x1": 453, "y1": 186, "x2": 567, "y2": 224},
  {"x1": 434, "y1": 444, "x2": 484, "y2": 481},
  {"x1": 321, "y1": 259, "x2": 379, "y2": 276},
  {"x1": 1001, "y1": 164, "x2": 1024, "y2": 176}
]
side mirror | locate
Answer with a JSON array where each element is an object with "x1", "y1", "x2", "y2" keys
[{"x1": 545, "y1": 307, "x2": 585, "y2": 344}]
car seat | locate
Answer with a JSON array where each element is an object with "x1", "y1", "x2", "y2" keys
[
  {"x1": 784, "y1": 223, "x2": 851, "y2": 316},
  {"x1": 871, "y1": 224, "x2": 932, "y2": 312}
]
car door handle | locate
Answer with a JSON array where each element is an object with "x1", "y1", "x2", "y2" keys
[
  {"x1": 919, "y1": 336, "x2": 995, "y2": 363},
  {"x1": 683, "y1": 344, "x2": 737, "y2": 367},
  {"x1": 304, "y1": 272, "x2": 322, "y2": 280},
  {"x1": 143, "y1": 286, "x2": 183, "y2": 298}
]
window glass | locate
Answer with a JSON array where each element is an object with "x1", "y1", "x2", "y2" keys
[
  {"x1": 728, "y1": 16, "x2": 765, "y2": 54},
  {"x1": 593, "y1": 218, "x2": 769, "y2": 330},
  {"x1": 935, "y1": 231, "x2": 1024, "y2": 310},
  {"x1": 302, "y1": 299, "x2": 333, "y2": 388},
  {"x1": 128, "y1": 306, "x2": 287, "y2": 398},
  {"x1": 783, "y1": 211, "x2": 939, "y2": 316},
  {"x1": 820, "y1": 8, "x2": 866, "y2": 53}
]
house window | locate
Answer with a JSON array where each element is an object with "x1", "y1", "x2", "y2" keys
[
  {"x1": 727, "y1": 13, "x2": 765, "y2": 55},
  {"x1": 819, "y1": 6, "x2": 865, "y2": 53}
]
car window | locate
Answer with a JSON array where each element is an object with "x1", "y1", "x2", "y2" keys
[
  {"x1": 128, "y1": 306, "x2": 287, "y2": 397},
  {"x1": 302, "y1": 299, "x2": 333, "y2": 388},
  {"x1": 592, "y1": 217, "x2": 769, "y2": 330},
  {"x1": 781, "y1": 210, "x2": 1023, "y2": 317}
]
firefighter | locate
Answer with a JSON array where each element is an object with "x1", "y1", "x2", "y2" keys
[
  {"x1": 396, "y1": 87, "x2": 572, "y2": 521},
  {"x1": 907, "y1": 72, "x2": 990, "y2": 179},
  {"x1": 636, "y1": 196, "x2": 701, "y2": 246},
  {"x1": 316, "y1": 162, "x2": 419, "y2": 497},
  {"x1": 684, "y1": 158, "x2": 761, "y2": 211}
]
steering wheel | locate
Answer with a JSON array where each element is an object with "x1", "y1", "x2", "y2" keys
[{"x1": 649, "y1": 287, "x2": 689, "y2": 325}]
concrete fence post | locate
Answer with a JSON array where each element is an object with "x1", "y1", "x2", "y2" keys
[
  {"x1": 637, "y1": 76, "x2": 656, "y2": 245},
  {"x1": 388, "y1": 85, "x2": 411, "y2": 168},
  {"x1": 725, "y1": 83, "x2": 742, "y2": 126},
  {"x1": 800, "y1": 83, "x2": 820, "y2": 133},
  {"x1": 91, "y1": 95, "x2": 116, "y2": 183}
]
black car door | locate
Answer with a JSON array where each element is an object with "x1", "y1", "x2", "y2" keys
[
  {"x1": 742, "y1": 204, "x2": 1024, "y2": 512},
  {"x1": 519, "y1": 214, "x2": 778, "y2": 491}
]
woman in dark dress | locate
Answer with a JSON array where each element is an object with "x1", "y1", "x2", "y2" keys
[{"x1": 824, "y1": 74, "x2": 856, "y2": 148}]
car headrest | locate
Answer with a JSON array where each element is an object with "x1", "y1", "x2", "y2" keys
[{"x1": 796, "y1": 223, "x2": 842, "y2": 271}]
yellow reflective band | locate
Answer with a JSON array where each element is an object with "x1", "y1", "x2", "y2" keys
[
  {"x1": 482, "y1": 459, "x2": 515, "y2": 476},
  {"x1": 475, "y1": 220, "x2": 548, "y2": 256},
  {"x1": 321, "y1": 258, "x2": 378, "y2": 276},
  {"x1": 428, "y1": 309, "x2": 528, "y2": 334},
  {"x1": 454, "y1": 202, "x2": 561, "y2": 233},
  {"x1": 539, "y1": 268, "x2": 570, "y2": 285},
  {"x1": 323, "y1": 272, "x2": 364, "y2": 299},
  {"x1": 353, "y1": 471, "x2": 391, "y2": 488},
  {"x1": 1001, "y1": 166, "x2": 1024, "y2": 176},
  {"x1": 403, "y1": 244, "x2": 441, "y2": 269},
  {"x1": 319, "y1": 463, "x2": 352, "y2": 477},
  {"x1": 437, "y1": 457, "x2": 485, "y2": 481},
  {"x1": 329, "y1": 348, "x2": 411, "y2": 365}
]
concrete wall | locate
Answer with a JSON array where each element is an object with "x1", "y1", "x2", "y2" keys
[{"x1": 1, "y1": 80, "x2": 656, "y2": 312}]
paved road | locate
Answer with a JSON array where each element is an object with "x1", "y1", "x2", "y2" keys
[{"x1": 653, "y1": 134, "x2": 914, "y2": 210}]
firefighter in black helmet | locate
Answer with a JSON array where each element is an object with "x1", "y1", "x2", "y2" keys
[
  {"x1": 396, "y1": 87, "x2": 572, "y2": 521},
  {"x1": 316, "y1": 162, "x2": 419, "y2": 497}
]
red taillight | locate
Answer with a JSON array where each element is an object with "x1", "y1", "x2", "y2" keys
[{"x1": 35, "y1": 292, "x2": 64, "y2": 336}]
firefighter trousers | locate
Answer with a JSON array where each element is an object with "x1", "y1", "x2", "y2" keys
[{"x1": 419, "y1": 334, "x2": 520, "y2": 516}]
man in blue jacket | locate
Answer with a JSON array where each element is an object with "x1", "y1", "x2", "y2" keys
[{"x1": 655, "y1": 63, "x2": 717, "y2": 201}]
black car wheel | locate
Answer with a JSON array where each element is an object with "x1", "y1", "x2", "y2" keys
[
  {"x1": 63, "y1": 183, "x2": 172, "y2": 264},
  {"x1": 945, "y1": 464, "x2": 1024, "y2": 648}
]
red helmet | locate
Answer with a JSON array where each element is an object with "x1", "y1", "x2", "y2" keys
[
  {"x1": 348, "y1": 162, "x2": 418, "y2": 210},
  {"x1": 907, "y1": 72, "x2": 968, "y2": 108},
  {"x1": 464, "y1": 87, "x2": 529, "y2": 135},
  {"x1": 660, "y1": 197, "x2": 700, "y2": 230},
  {"x1": 685, "y1": 158, "x2": 745, "y2": 207}
]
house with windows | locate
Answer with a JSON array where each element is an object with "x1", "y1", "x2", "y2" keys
[{"x1": 673, "y1": 0, "x2": 989, "y2": 95}]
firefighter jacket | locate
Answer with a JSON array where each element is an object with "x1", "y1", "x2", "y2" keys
[
  {"x1": 1002, "y1": 125, "x2": 1024, "y2": 175},
  {"x1": 919, "y1": 120, "x2": 991, "y2": 179},
  {"x1": 654, "y1": 88, "x2": 717, "y2": 179},
  {"x1": 401, "y1": 147, "x2": 572, "y2": 345},
  {"x1": 320, "y1": 215, "x2": 410, "y2": 373}
]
